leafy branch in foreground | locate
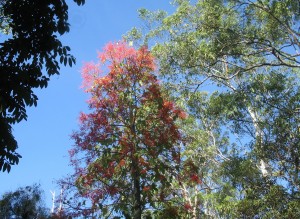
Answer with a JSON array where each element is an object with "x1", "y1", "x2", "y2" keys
[{"x1": 0, "y1": 0, "x2": 85, "y2": 172}]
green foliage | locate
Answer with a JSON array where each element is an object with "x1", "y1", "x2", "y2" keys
[
  {"x1": 126, "y1": 0, "x2": 300, "y2": 217},
  {"x1": 0, "y1": 0, "x2": 85, "y2": 172},
  {"x1": 0, "y1": 184, "x2": 50, "y2": 219}
]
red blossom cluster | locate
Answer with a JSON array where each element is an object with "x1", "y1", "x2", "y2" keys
[
  {"x1": 184, "y1": 203, "x2": 192, "y2": 210},
  {"x1": 190, "y1": 173, "x2": 202, "y2": 184}
]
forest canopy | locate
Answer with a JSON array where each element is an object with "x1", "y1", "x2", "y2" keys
[
  {"x1": 123, "y1": 0, "x2": 300, "y2": 217},
  {"x1": 2, "y1": 0, "x2": 299, "y2": 218}
]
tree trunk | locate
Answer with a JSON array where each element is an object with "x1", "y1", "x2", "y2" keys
[
  {"x1": 132, "y1": 155, "x2": 142, "y2": 219},
  {"x1": 248, "y1": 105, "x2": 270, "y2": 177},
  {"x1": 131, "y1": 121, "x2": 142, "y2": 219},
  {"x1": 131, "y1": 83, "x2": 142, "y2": 219}
]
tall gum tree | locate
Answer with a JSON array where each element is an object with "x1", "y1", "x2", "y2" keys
[
  {"x1": 125, "y1": 0, "x2": 300, "y2": 217},
  {"x1": 59, "y1": 42, "x2": 186, "y2": 218}
]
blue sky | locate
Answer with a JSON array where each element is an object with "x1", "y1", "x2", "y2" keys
[{"x1": 0, "y1": 0, "x2": 173, "y2": 209}]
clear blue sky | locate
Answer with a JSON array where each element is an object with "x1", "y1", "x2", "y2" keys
[{"x1": 0, "y1": 0, "x2": 173, "y2": 209}]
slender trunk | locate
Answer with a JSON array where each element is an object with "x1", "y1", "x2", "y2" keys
[
  {"x1": 247, "y1": 106, "x2": 262, "y2": 147},
  {"x1": 50, "y1": 190, "x2": 55, "y2": 213},
  {"x1": 131, "y1": 122, "x2": 142, "y2": 219},
  {"x1": 132, "y1": 158, "x2": 142, "y2": 219},
  {"x1": 130, "y1": 80, "x2": 142, "y2": 219},
  {"x1": 192, "y1": 193, "x2": 197, "y2": 219},
  {"x1": 248, "y1": 105, "x2": 270, "y2": 177}
]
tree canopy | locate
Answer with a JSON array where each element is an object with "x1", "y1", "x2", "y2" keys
[
  {"x1": 124, "y1": 0, "x2": 300, "y2": 217},
  {"x1": 0, "y1": 0, "x2": 86, "y2": 172},
  {"x1": 0, "y1": 184, "x2": 49, "y2": 219},
  {"x1": 32, "y1": 0, "x2": 300, "y2": 218},
  {"x1": 59, "y1": 42, "x2": 186, "y2": 218}
]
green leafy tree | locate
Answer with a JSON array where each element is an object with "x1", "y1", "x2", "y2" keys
[
  {"x1": 59, "y1": 42, "x2": 186, "y2": 218},
  {"x1": 126, "y1": 0, "x2": 300, "y2": 217},
  {"x1": 213, "y1": 71, "x2": 300, "y2": 218},
  {"x1": 0, "y1": 0, "x2": 85, "y2": 172},
  {"x1": 0, "y1": 184, "x2": 50, "y2": 219},
  {"x1": 147, "y1": 91, "x2": 231, "y2": 219}
]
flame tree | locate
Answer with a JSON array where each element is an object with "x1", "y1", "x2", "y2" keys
[{"x1": 60, "y1": 42, "x2": 186, "y2": 218}]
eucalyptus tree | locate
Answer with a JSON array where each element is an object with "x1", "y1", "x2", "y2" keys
[{"x1": 126, "y1": 0, "x2": 300, "y2": 217}]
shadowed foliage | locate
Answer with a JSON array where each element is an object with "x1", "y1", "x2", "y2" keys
[{"x1": 0, "y1": 0, "x2": 85, "y2": 172}]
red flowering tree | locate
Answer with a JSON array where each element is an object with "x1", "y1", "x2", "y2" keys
[{"x1": 60, "y1": 42, "x2": 186, "y2": 218}]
